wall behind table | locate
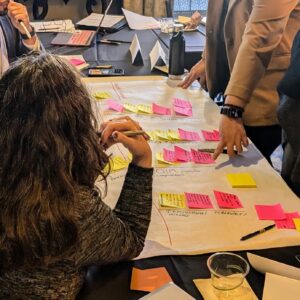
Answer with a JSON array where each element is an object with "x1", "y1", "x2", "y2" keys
[{"x1": 23, "y1": 0, "x2": 103, "y2": 23}]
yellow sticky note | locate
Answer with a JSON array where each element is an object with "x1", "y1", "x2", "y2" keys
[
  {"x1": 293, "y1": 218, "x2": 300, "y2": 232},
  {"x1": 124, "y1": 103, "x2": 138, "y2": 113},
  {"x1": 155, "y1": 130, "x2": 169, "y2": 141},
  {"x1": 106, "y1": 156, "x2": 130, "y2": 172},
  {"x1": 137, "y1": 104, "x2": 153, "y2": 114},
  {"x1": 227, "y1": 173, "x2": 257, "y2": 188},
  {"x1": 159, "y1": 193, "x2": 186, "y2": 209},
  {"x1": 93, "y1": 91, "x2": 112, "y2": 100},
  {"x1": 167, "y1": 130, "x2": 181, "y2": 141},
  {"x1": 156, "y1": 153, "x2": 177, "y2": 165},
  {"x1": 146, "y1": 131, "x2": 156, "y2": 141}
]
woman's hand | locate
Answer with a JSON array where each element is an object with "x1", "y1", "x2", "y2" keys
[
  {"x1": 178, "y1": 59, "x2": 207, "y2": 89},
  {"x1": 100, "y1": 116, "x2": 152, "y2": 168}
]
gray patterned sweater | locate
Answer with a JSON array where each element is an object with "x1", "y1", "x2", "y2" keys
[{"x1": 0, "y1": 163, "x2": 153, "y2": 299}]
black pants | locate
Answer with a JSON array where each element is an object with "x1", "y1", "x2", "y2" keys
[{"x1": 245, "y1": 124, "x2": 282, "y2": 164}]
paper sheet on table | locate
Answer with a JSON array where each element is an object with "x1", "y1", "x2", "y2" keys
[
  {"x1": 31, "y1": 20, "x2": 75, "y2": 32},
  {"x1": 193, "y1": 278, "x2": 258, "y2": 300},
  {"x1": 140, "y1": 282, "x2": 195, "y2": 299},
  {"x1": 247, "y1": 252, "x2": 300, "y2": 280},
  {"x1": 122, "y1": 8, "x2": 160, "y2": 30},
  {"x1": 263, "y1": 273, "x2": 300, "y2": 300},
  {"x1": 76, "y1": 13, "x2": 124, "y2": 28}
]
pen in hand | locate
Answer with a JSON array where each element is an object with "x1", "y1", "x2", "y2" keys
[
  {"x1": 97, "y1": 130, "x2": 149, "y2": 139},
  {"x1": 19, "y1": 21, "x2": 31, "y2": 39},
  {"x1": 240, "y1": 224, "x2": 275, "y2": 241}
]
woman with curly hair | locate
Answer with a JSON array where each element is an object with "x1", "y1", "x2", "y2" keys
[{"x1": 0, "y1": 52, "x2": 153, "y2": 298}]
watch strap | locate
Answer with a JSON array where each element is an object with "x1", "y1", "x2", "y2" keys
[
  {"x1": 220, "y1": 105, "x2": 244, "y2": 119},
  {"x1": 20, "y1": 26, "x2": 36, "y2": 40}
]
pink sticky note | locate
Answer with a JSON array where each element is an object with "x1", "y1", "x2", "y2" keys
[
  {"x1": 152, "y1": 103, "x2": 171, "y2": 115},
  {"x1": 185, "y1": 192, "x2": 213, "y2": 209},
  {"x1": 163, "y1": 148, "x2": 177, "y2": 162},
  {"x1": 174, "y1": 106, "x2": 193, "y2": 117},
  {"x1": 191, "y1": 149, "x2": 215, "y2": 164},
  {"x1": 173, "y1": 97, "x2": 192, "y2": 108},
  {"x1": 255, "y1": 204, "x2": 285, "y2": 220},
  {"x1": 174, "y1": 146, "x2": 192, "y2": 162},
  {"x1": 214, "y1": 190, "x2": 243, "y2": 209},
  {"x1": 69, "y1": 58, "x2": 85, "y2": 66},
  {"x1": 107, "y1": 99, "x2": 124, "y2": 112},
  {"x1": 275, "y1": 212, "x2": 300, "y2": 228},
  {"x1": 178, "y1": 128, "x2": 201, "y2": 141},
  {"x1": 202, "y1": 130, "x2": 220, "y2": 141}
]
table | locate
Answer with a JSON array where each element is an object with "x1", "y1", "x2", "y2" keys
[{"x1": 76, "y1": 76, "x2": 300, "y2": 299}]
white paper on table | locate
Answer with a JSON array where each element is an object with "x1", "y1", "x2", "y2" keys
[
  {"x1": 122, "y1": 8, "x2": 160, "y2": 30},
  {"x1": 263, "y1": 272, "x2": 300, "y2": 300},
  {"x1": 30, "y1": 20, "x2": 75, "y2": 32},
  {"x1": 149, "y1": 41, "x2": 167, "y2": 70},
  {"x1": 129, "y1": 34, "x2": 143, "y2": 65},
  {"x1": 247, "y1": 252, "x2": 300, "y2": 280},
  {"x1": 139, "y1": 282, "x2": 195, "y2": 300},
  {"x1": 76, "y1": 13, "x2": 124, "y2": 28}
]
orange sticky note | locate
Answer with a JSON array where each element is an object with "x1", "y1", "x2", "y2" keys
[{"x1": 130, "y1": 267, "x2": 173, "y2": 292}]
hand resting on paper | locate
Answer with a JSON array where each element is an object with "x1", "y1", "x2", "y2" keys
[{"x1": 100, "y1": 116, "x2": 152, "y2": 168}]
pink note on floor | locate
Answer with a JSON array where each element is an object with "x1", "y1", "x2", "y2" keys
[
  {"x1": 255, "y1": 204, "x2": 285, "y2": 220},
  {"x1": 275, "y1": 212, "x2": 300, "y2": 228},
  {"x1": 214, "y1": 190, "x2": 243, "y2": 209},
  {"x1": 69, "y1": 58, "x2": 85, "y2": 66},
  {"x1": 174, "y1": 146, "x2": 192, "y2": 162},
  {"x1": 163, "y1": 148, "x2": 177, "y2": 162},
  {"x1": 178, "y1": 128, "x2": 201, "y2": 141},
  {"x1": 185, "y1": 192, "x2": 213, "y2": 209},
  {"x1": 107, "y1": 99, "x2": 124, "y2": 112},
  {"x1": 174, "y1": 106, "x2": 193, "y2": 117},
  {"x1": 152, "y1": 103, "x2": 171, "y2": 115},
  {"x1": 191, "y1": 149, "x2": 215, "y2": 164},
  {"x1": 173, "y1": 97, "x2": 192, "y2": 108},
  {"x1": 202, "y1": 130, "x2": 220, "y2": 141}
]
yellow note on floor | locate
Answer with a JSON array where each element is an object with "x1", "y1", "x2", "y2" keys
[
  {"x1": 159, "y1": 193, "x2": 186, "y2": 209},
  {"x1": 167, "y1": 130, "x2": 181, "y2": 141},
  {"x1": 227, "y1": 173, "x2": 257, "y2": 188},
  {"x1": 93, "y1": 91, "x2": 112, "y2": 100},
  {"x1": 137, "y1": 104, "x2": 153, "y2": 114},
  {"x1": 293, "y1": 218, "x2": 300, "y2": 231},
  {"x1": 124, "y1": 103, "x2": 138, "y2": 113}
]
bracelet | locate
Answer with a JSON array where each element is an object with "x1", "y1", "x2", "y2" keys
[
  {"x1": 20, "y1": 26, "x2": 36, "y2": 40},
  {"x1": 220, "y1": 105, "x2": 244, "y2": 119},
  {"x1": 223, "y1": 103, "x2": 245, "y2": 112}
]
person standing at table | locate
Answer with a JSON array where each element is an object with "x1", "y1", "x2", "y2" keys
[
  {"x1": 0, "y1": 0, "x2": 40, "y2": 76},
  {"x1": 0, "y1": 53, "x2": 153, "y2": 298},
  {"x1": 180, "y1": 0, "x2": 300, "y2": 163}
]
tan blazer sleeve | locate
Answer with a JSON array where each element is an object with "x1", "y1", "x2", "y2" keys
[{"x1": 225, "y1": 0, "x2": 298, "y2": 102}]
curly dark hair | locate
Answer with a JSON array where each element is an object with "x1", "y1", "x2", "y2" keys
[{"x1": 0, "y1": 52, "x2": 109, "y2": 270}]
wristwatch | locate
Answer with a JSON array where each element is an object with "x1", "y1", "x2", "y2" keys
[
  {"x1": 220, "y1": 105, "x2": 244, "y2": 119},
  {"x1": 20, "y1": 26, "x2": 36, "y2": 40}
]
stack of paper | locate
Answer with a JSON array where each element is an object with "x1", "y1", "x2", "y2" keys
[
  {"x1": 76, "y1": 13, "x2": 125, "y2": 29},
  {"x1": 31, "y1": 20, "x2": 75, "y2": 33}
]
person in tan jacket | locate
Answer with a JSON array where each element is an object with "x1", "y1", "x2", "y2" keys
[{"x1": 180, "y1": 0, "x2": 300, "y2": 163}]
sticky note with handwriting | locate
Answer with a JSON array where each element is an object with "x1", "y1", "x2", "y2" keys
[
  {"x1": 107, "y1": 99, "x2": 124, "y2": 112},
  {"x1": 227, "y1": 173, "x2": 257, "y2": 188},
  {"x1": 174, "y1": 146, "x2": 192, "y2": 162},
  {"x1": 173, "y1": 97, "x2": 192, "y2": 108},
  {"x1": 93, "y1": 91, "x2": 112, "y2": 100},
  {"x1": 167, "y1": 130, "x2": 181, "y2": 141},
  {"x1": 178, "y1": 128, "x2": 201, "y2": 141},
  {"x1": 214, "y1": 190, "x2": 243, "y2": 209},
  {"x1": 163, "y1": 148, "x2": 177, "y2": 163},
  {"x1": 124, "y1": 103, "x2": 138, "y2": 113},
  {"x1": 174, "y1": 106, "x2": 193, "y2": 117},
  {"x1": 137, "y1": 104, "x2": 153, "y2": 114},
  {"x1": 130, "y1": 267, "x2": 172, "y2": 292},
  {"x1": 159, "y1": 193, "x2": 186, "y2": 209},
  {"x1": 152, "y1": 103, "x2": 171, "y2": 115},
  {"x1": 155, "y1": 130, "x2": 170, "y2": 141},
  {"x1": 156, "y1": 153, "x2": 177, "y2": 165},
  {"x1": 255, "y1": 204, "x2": 285, "y2": 220},
  {"x1": 185, "y1": 193, "x2": 213, "y2": 209},
  {"x1": 275, "y1": 212, "x2": 300, "y2": 229},
  {"x1": 191, "y1": 149, "x2": 215, "y2": 164},
  {"x1": 202, "y1": 130, "x2": 220, "y2": 141}
]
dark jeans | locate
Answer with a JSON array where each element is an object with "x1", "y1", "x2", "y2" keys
[{"x1": 245, "y1": 124, "x2": 282, "y2": 164}]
